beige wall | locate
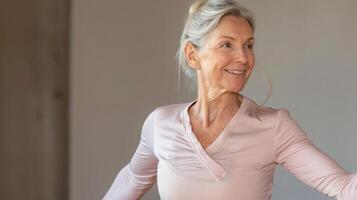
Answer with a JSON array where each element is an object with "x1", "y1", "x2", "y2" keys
[
  {"x1": 70, "y1": 0, "x2": 357, "y2": 200},
  {"x1": 0, "y1": 0, "x2": 69, "y2": 199}
]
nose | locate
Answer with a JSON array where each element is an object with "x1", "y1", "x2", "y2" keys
[{"x1": 233, "y1": 48, "x2": 248, "y2": 64}]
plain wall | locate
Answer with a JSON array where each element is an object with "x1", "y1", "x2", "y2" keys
[
  {"x1": 0, "y1": 0, "x2": 69, "y2": 199},
  {"x1": 70, "y1": 0, "x2": 357, "y2": 199}
]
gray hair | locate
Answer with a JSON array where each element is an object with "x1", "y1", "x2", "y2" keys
[{"x1": 176, "y1": 0, "x2": 255, "y2": 89}]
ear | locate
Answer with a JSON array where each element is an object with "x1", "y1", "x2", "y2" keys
[{"x1": 184, "y1": 42, "x2": 201, "y2": 70}]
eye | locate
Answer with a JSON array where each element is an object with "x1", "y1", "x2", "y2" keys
[
  {"x1": 220, "y1": 42, "x2": 232, "y2": 49},
  {"x1": 243, "y1": 43, "x2": 254, "y2": 49}
]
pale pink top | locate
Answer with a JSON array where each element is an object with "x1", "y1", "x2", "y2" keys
[{"x1": 103, "y1": 95, "x2": 357, "y2": 200}]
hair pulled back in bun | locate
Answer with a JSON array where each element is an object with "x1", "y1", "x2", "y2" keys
[
  {"x1": 177, "y1": 0, "x2": 255, "y2": 80},
  {"x1": 188, "y1": 0, "x2": 207, "y2": 16}
]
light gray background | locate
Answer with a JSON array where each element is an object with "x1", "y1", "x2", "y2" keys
[{"x1": 70, "y1": 0, "x2": 357, "y2": 199}]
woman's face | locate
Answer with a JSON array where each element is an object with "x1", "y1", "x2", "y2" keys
[{"x1": 196, "y1": 15, "x2": 255, "y2": 93}]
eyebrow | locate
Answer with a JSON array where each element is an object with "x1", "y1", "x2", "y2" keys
[{"x1": 218, "y1": 35, "x2": 255, "y2": 42}]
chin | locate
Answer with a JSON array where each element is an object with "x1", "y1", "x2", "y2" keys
[
  {"x1": 221, "y1": 74, "x2": 249, "y2": 91},
  {"x1": 225, "y1": 85, "x2": 245, "y2": 93},
  {"x1": 222, "y1": 80, "x2": 247, "y2": 93}
]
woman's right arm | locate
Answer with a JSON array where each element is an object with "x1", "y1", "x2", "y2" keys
[{"x1": 102, "y1": 109, "x2": 159, "y2": 200}]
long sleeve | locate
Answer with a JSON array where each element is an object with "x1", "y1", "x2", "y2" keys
[
  {"x1": 103, "y1": 109, "x2": 159, "y2": 200},
  {"x1": 274, "y1": 108, "x2": 357, "y2": 199}
]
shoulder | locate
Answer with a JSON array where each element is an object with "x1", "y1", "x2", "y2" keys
[
  {"x1": 244, "y1": 96, "x2": 279, "y2": 121},
  {"x1": 243, "y1": 96, "x2": 293, "y2": 127},
  {"x1": 151, "y1": 101, "x2": 190, "y2": 121},
  {"x1": 141, "y1": 102, "x2": 188, "y2": 137}
]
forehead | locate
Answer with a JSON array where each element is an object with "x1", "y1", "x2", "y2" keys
[{"x1": 207, "y1": 15, "x2": 254, "y2": 41}]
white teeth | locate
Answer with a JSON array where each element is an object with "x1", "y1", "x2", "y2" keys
[{"x1": 224, "y1": 69, "x2": 246, "y2": 75}]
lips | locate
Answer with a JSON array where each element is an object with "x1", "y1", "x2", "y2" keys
[{"x1": 224, "y1": 69, "x2": 246, "y2": 75}]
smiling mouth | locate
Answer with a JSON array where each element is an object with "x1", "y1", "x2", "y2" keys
[{"x1": 224, "y1": 69, "x2": 246, "y2": 75}]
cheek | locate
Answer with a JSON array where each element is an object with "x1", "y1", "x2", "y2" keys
[
  {"x1": 202, "y1": 52, "x2": 230, "y2": 73},
  {"x1": 199, "y1": 51, "x2": 236, "y2": 85},
  {"x1": 248, "y1": 53, "x2": 255, "y2": 70},
  {"x1": 210, "y1": 54, "x2": 231, "y2": 80},
  {"x1": 215, "y1": 52, "x2": 232, "y2": 67}
]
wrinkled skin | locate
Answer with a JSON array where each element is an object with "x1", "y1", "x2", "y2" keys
[{"x1": 184, "y1": 15, "x2": 255, "y2": 148}]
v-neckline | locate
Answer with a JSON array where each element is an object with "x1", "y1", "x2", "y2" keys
[
  {"x1": 183, "y1": 94, "x2": 248, "y2": 153},
  {"x1": 181, "y1": 94, "x2": 248, "y2": 181}
]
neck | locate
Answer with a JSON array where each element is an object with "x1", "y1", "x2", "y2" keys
[{"x1": 191, "y1": 73, "x2": 242, "y2": 128}]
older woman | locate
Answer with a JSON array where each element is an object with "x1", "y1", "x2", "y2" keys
[{"x1": 103, "y1": 0, "x2": 357, "y2": 199}]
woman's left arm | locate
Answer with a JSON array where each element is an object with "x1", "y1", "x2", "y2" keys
[{"x1": 274, "y1": 108, "x2": 357, "y2": 199}]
